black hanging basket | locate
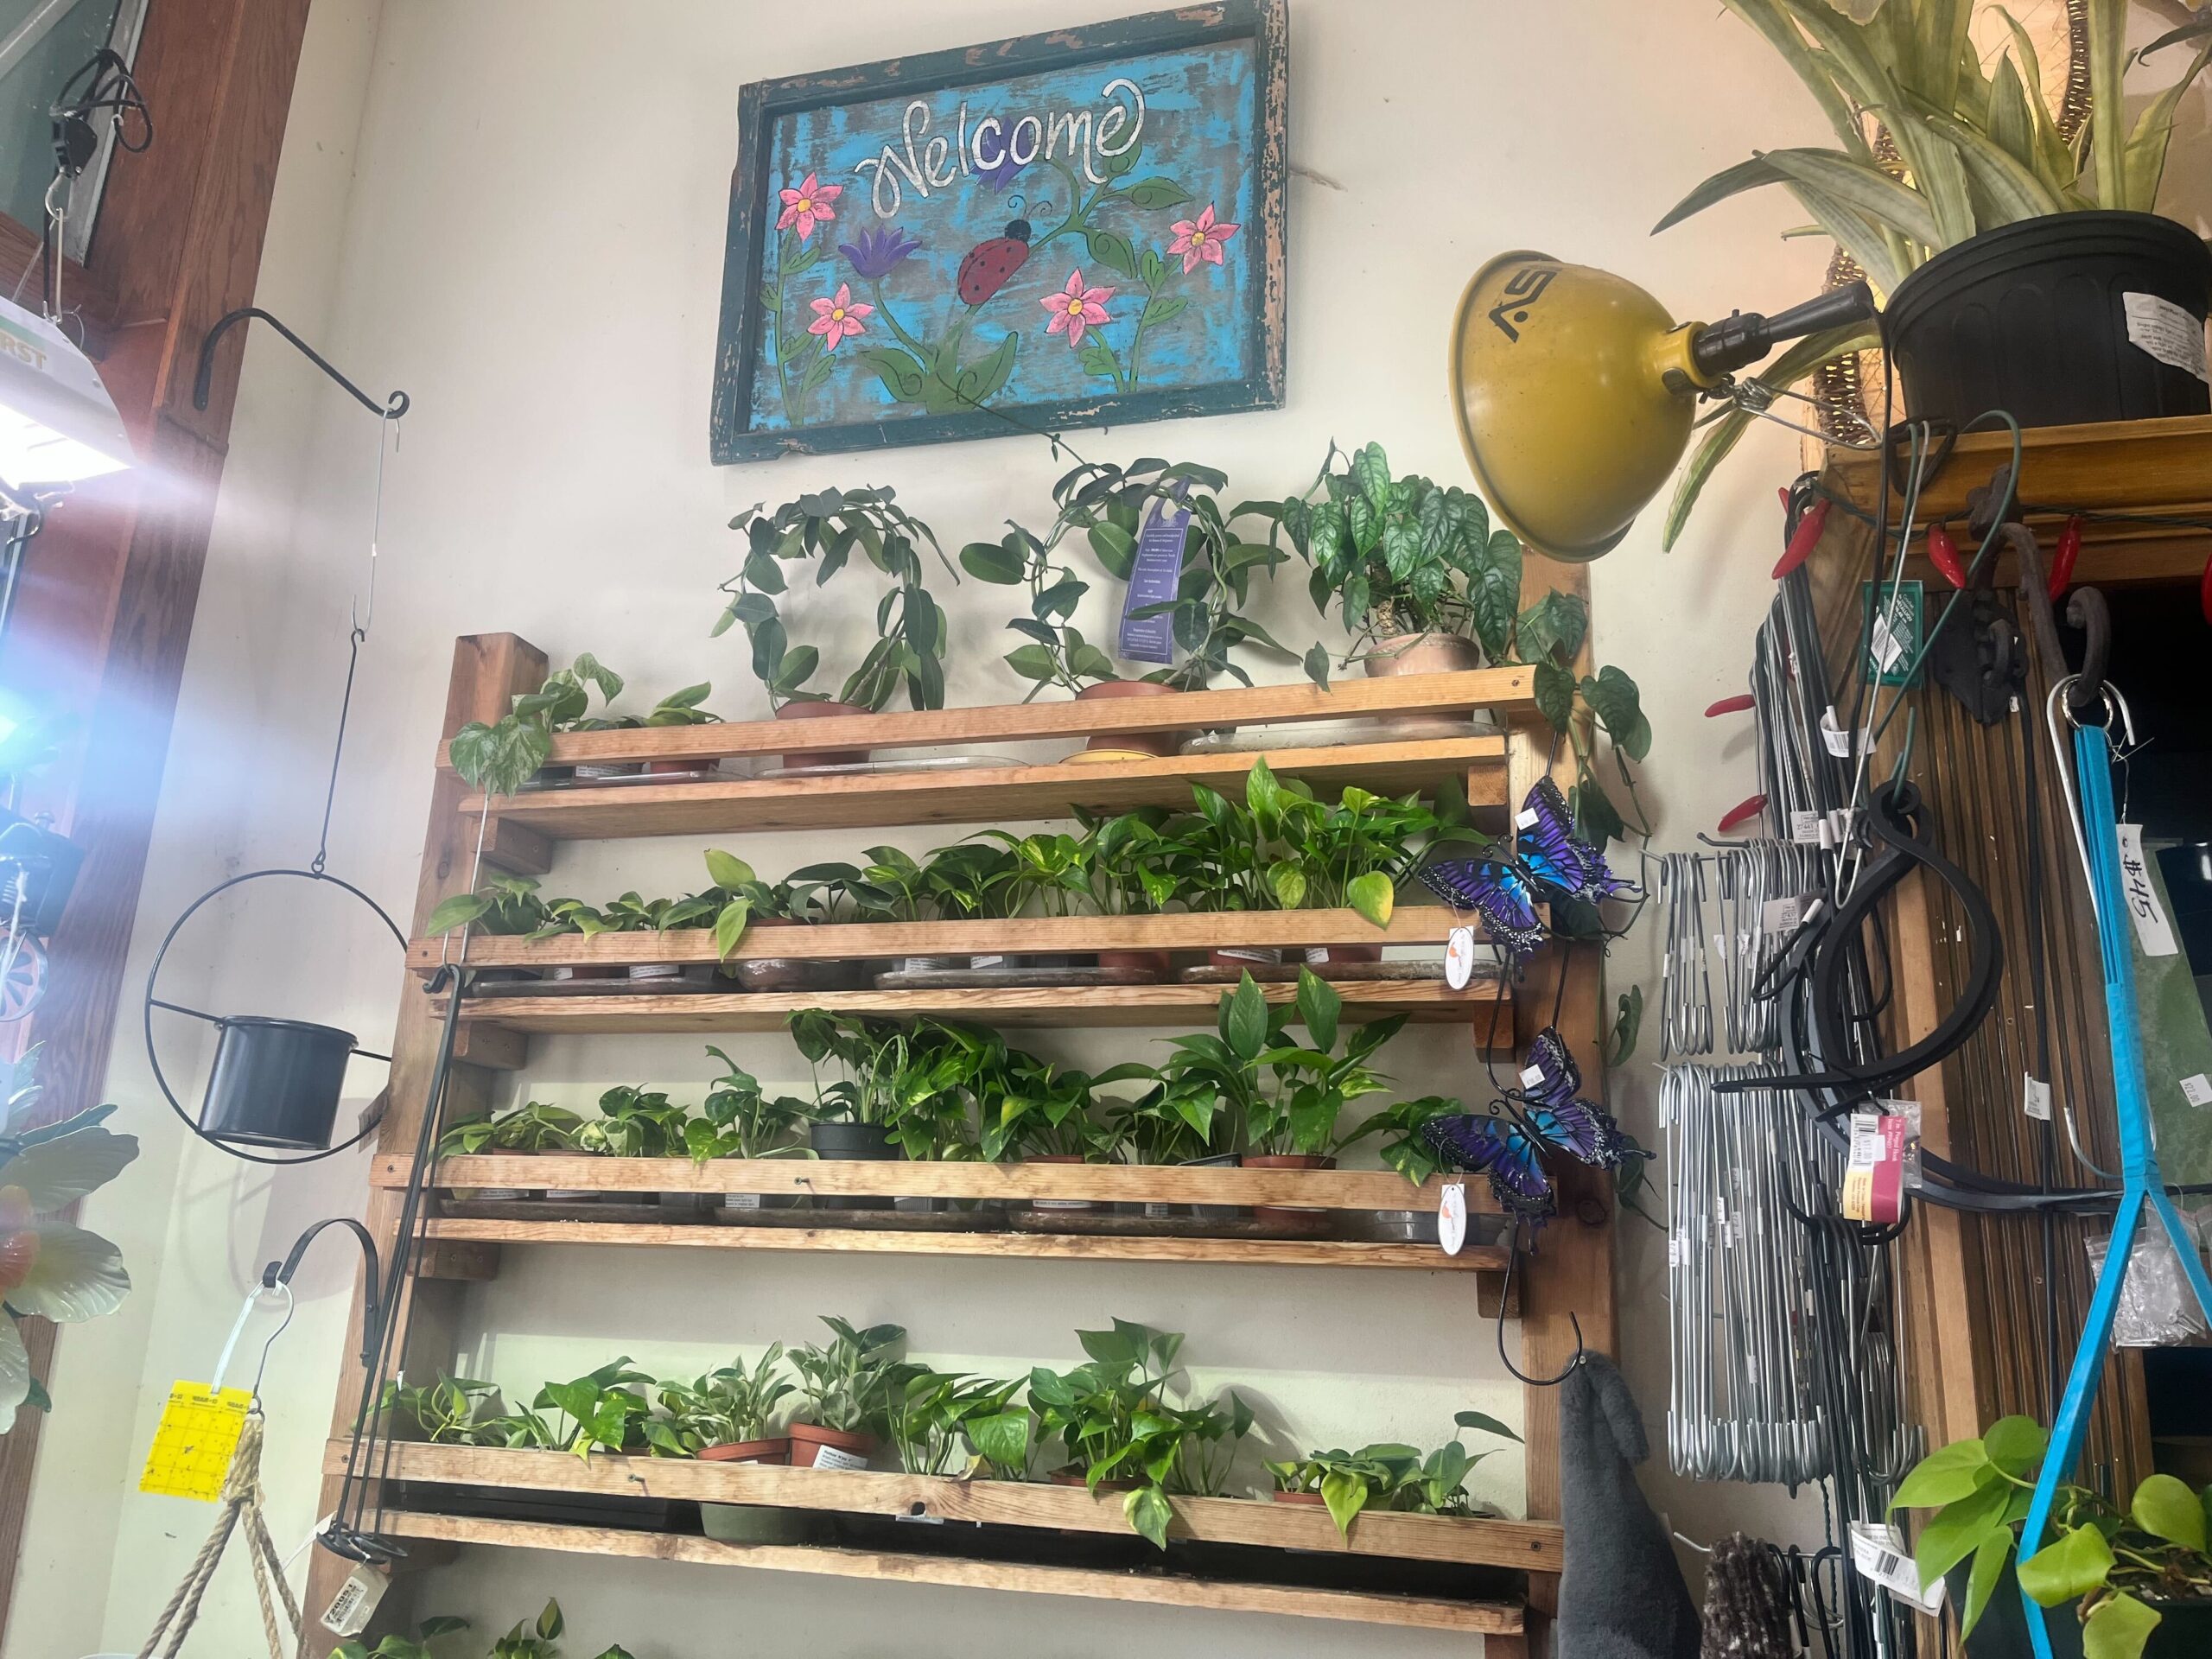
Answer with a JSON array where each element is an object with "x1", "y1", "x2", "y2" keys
[
  {"x1": 145, "y1": 868, "x2": 404, "y2": 1163},
  {"x1": 1885, "y1": 211, "x2": 2212, "y2": 429}
]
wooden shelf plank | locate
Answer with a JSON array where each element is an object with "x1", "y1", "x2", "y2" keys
[
  {"x1": 460, "y1": 734, "x2": 1509, "y2": 839},
  {"x1": 435, "y1": 980, "x2": 1513, "y2": 1034},
  {"x1": 343, "y1": 1444, "x2": 1560, "y2": 1573},
  {"x1": 388, "y1": 1155, "x2": 1492, "y2": 1213},
  {"x1": 438, "y1": 669, "x2": 1535, "y2": 770},
  {"x1": 414, "y1": 907, "x2": 1477, "y2": 974},
  {"x1": 1824, "y1": 411, "x2": 2212, "y2": 524},
  {"x1": 384, "y1": 1513, "x2": 1522, "y2": 1634},
  {"x1": 416, "y1": 1217, "x2": 1497, "y2": 1273}
]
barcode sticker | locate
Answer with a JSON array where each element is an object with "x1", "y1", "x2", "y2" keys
[
  {"x1": 1849, "y1": 1521, "x2": 1944, "y2": 1614},
  {"x1": 1869, "y1": 610, "x2": 1907, "y2": 672},
  {"x1": 2183, "y1": 1074, "x2": 2212, "y2": 1110},
  {"x1": 1516, "y1": 808, "x2": 1539, "y2": 830},
  {"x1": 321, "y1": 1565, "x2": 390, "y2": 1637},
  {"x1": 1520, "y1": 1064, "x2": 1547, "y2": 1090},
  {"x1": 1841, "y1": 1113, "x2": 1910, "y2": 1224}
]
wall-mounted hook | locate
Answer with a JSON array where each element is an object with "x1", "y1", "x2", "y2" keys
[
  {"x1": 193, "y1": 308, "x2": 409, "y2": 421},
  {"x1": 263, "y1": 1215, "x2": 383, "y2": 1370},
  {"x1": 1492, "y1": 1241, "x2": 1588, "y2": 1388}
]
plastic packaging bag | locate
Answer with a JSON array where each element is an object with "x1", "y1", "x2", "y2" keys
[{"x1": 2085, "y1": 1212, "x2": 2212, "y2": 1347}]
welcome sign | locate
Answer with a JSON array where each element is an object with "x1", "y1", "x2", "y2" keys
[{"x1": 710, "y1": 2, "x2": 1287, "y2": 462}]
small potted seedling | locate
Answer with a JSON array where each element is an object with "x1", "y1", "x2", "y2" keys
[
  {"x1": 1109, "y1": 1079, "x2": 1221, "y2": 1221},
  {"x1": 663, "y1": 1346, "x2": 817, "y2": 1546},
  {"x1": 1077, "y1": 806, "x2": 1178, "y2": 981},
  {"x1": 435, "y1": 1100, "x2": 584, "y2": 1202},
  {"x1": 846, "y1": 845, "x2": 949, "y2": 976},
  {"x1": 690, "y1": 1046, "x2": 815, "y2": 1213},
  {"x1": 887, "y1": 1371, "x2": 1022, "y2": 1481},
  {"x1": 702, "y1": 849, "x2": 861, "y2": 992},
  {"x1": 790, "y1": 1010, "x2": 907, "y2": 1209},
  {"x1": 594, "y1": 891, "x2": 715, "y2": 983},
  {"x1": 787, "y1": 1316, "x2": 906, "y2": 1470}
]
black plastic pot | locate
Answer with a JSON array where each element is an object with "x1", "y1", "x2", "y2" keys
[
  {"x1": 1947, "y1": 1560, "x2": 2212, "y2": 1657},
  {"x1": 1887, "y1": 213, "x2": 2211, "y2": 429},
  {"x1": 810, "y1": 1120, "x2": 895, "y2": 1211},
  {"x1": 200, "y1": 1015, "x2": 359, "y2": 1150}
]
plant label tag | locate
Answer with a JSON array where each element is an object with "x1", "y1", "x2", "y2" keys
[
  {"x1": 1116, "y1": 495, "x2": 1190, "y2": 664},
  {"x1": 808, "y1": 1443, "x2": 870, "y2": 1471},
  {"x1": 2183, "y1": 1074, "x2": 2212, "y2": 1110},
  {"x1": 1438, "y1": 1182, "x2": 1466, "y2": 1256},
  {"x1": 1847, "y1": 1521, "x2": 1943, "y2": 1614},
  {"x1": 2124, "y1": 292, "x2": 2209, "y2": 383},
  {"x1": 2024, "y1": 1075, "x2": 2052, "y2": 1122},
  {"x1": 2115, "y1": 825, "x2": 2179, "y2": 957},
  {"x1": 724, "y1": 1192, "x2": 762, "y2": 1211},
  {"x1": 138, "y1": 1382, "x2": 251, "y2": 1502},
  {"x1": 1789, "y1": 809, "x2": 1822, "y2": 845},
  {"x1": 1444, "y1": 926, "x2": 1476, "y2": 990},
  {"x1": 321, "y1": 1564, "x2": 389, "y2": 1637}
]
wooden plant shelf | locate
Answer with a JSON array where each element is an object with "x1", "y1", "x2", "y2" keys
[
  {"x1": 340, "y1": 1443, "x2": 1541, "y2": 1634},
  {"x1": 414, "y1": 907, "x2": 1481, "y2": 975},
  {"x1": 380, "y1": 1513, "x2": 1522, "y2": 1636},
  {"x1": 434, "y1": 978, "x2": 1513, "y2": 1035},
  {"x1": 439, "y1": 666, "x2": 1536, "y2": 771},
  {"x1": 461, "y1": 734, "x2": 1508, "y2": 840}
]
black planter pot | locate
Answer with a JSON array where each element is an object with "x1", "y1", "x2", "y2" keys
[
  {"x1": 1887, "y1": 212, "x2": 2212, "y2": 429},
  {"x1": 1948, "y1": 1560, "x2": 2212, "y2": 1658},
  {"x1": 810, "y1": 1120, "x2": 895, "y2": 1211},
  {"x1": 200, "y1": 1015, "x2": 359, "y2": 1149}
]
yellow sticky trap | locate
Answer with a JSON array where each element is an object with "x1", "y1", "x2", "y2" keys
[{"x1": 138, "y1": 1381, "x2": 251, "y2": 1501}]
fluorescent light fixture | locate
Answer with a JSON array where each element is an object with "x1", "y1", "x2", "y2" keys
[{"x1": 0, "y1": 294, "x2": 132, "y2": 491}]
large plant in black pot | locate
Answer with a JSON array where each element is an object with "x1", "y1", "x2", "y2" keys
[
  {"x1": 1658, "y1": 1, "x2": 2212, "y2": 541},
  {"x1": 1893, "y1": 1414, "x2": 2212, "y2": 1658}
]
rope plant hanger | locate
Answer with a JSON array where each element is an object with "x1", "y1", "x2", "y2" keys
[{"x1": 142, "y1": 315, "x2": 410, "y2": 1164}]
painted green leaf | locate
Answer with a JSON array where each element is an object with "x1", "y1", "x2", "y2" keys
[
  {"x1": 1141, "y1": 296, "x2": 1188, "y2": 328},
  {"x1": 857, "y1": 346, "x2": 927, "y2": 403},
  {"x1": 1125, "y1": 176, "x2": 1192, "y2": 210},
  {"x1": 1085, "y1": 228, "x2": 1140, "y2": 280}
]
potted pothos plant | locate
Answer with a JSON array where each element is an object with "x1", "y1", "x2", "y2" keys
[
  {"x1": 714, "y1": 486, "x2": 956, "y2": 766},
  {"x1": 1266, "y1": 1409, "x2": 1519, "y2": 1536},
  {"x1": 700, "y1": 848, "x2": 860, "y2": 991},
  {"x1": 790, "y1": 1010, "x2": 910, "y2": 1208},
  {"x1": 787, "y1": 1316, "x2": 908, "y2": 1469},
  {"x1": 435, "y1": 1101, "x2": 583, "y2": 1203},
  {"x1": 1077, "y1": 804, "x2": 1179, "y2": 980},
  {"x1": 691, "y1": 1046, "x2": 815, "y2": 1213},
  {"x1": 1027, "y1": 1319, "x2": 1193, "y2": 1548},
  {"x1": 887, "y1": 1371, "x2": 1025, "y2": 1478},
  {"x1": 1893, "y1": 1414, "x2": 2212, "y2": 1659},
  {"x1": 661, "y1": 1346, "x2": 796, "y2": 1464},
  {"x1": 447, "y1": 657, "x2": 716, "y2": 795},
  {"x1": 983, "y1": 1053, "x2": 1148, "y2": 1211},
  {"x1": 1657, "y1": 1, "x2": 2212, "y2": 543},
  {"x1": 575, "y1": 1084, "x2": 690, "y2": 1209}
]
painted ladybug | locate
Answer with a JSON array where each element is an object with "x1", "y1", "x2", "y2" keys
[{"x1": 957, "y1": 197, "x2": 1044, "y2": 305}]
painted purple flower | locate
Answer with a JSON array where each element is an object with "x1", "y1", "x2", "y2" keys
[
  {"x1": 977, "y1": 145, "x2": 1027, "y2": 193},
  {"x1": 839, "y1": 226, "x2": 922, "y2": 280}
]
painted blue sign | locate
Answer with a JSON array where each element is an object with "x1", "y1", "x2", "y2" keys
[{"x1": 711, "y1": 3, "x2": 1287, "y2": 463}]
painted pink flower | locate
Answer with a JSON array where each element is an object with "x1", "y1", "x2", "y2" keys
[
  {"x1": 1167, "y1": 203, "x2": 1240, "y2": 274},
  {"x1": 777, "y1": 171, "x2": 842, "y2": 242},
  {"x1": 1041, "y1": 269, "x2": 1115, "y2": 348},
  {"x1": 807, "y1": 283, "x2": 873, "y2": 350}
]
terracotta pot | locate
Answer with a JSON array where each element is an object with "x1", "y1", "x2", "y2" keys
[
  {"x1": 645, "y1": 758, "x2": 702, "y2": 776},
  {"x1": 1071, "y1": 680, "x2": 1184, "y2": 760},
  {"x1": 1026, "y1": 1153, "x2": 1096, "y2": 1212},
  {"x1": 1096, "y1": 948, "x2": 1170, "y2": 981},
  {"x1": 789, "y1": 1422, "x2": 874, "y2": 1471},
  {"x1": 1270, "y1": 1489, "x2": 1326, "y2": 1507},
  {"x1": 1245, "y1": 1152, "x2": 1335, "y2": 1225},
  {"x1": 775, "y1": 699, "x2": 871, "y2": 769},
  {"x1": 1363, "y1": 632, "x2": 1482, "y2": 738},
  {"x1": 1304, "y1": 943, "x2": 1383, "y2": 967},
  {"x1": 698, "y1": 1436, "x2": 791, "y2": 1465}
]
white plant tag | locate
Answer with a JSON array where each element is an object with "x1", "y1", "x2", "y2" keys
[
  {"x1": 2183, "y1": 1074, "x2": 2212, "y2": 1110},
  {"x1": 724, "y1": 1192, "x2": 762, "y2": 1211},
  {"x1": 1848, "y1": 1520, "x2": 1944, "y2": 1614},
  {"x1": 2124, "y1": 292, "x2": 2209, "y2": 383},
  {"x1": 1789, "y1": 809, "x2": 1821, "y2": 845},
  {"x1": 2115, "y1": 825, "x2": 2179, "y2": 957},
  {"x1": 2024, "y1": 1075, "x2": 2052, "y2": 1122},
  {"x1": 1438, "y1": 1182, "x2": 1466, "y2": 1256},
  {"x1": 808, "y1": 1443, "x2": 870, "y2": 1471},
  {"x1": 1444, "y1": 925, "x2": 1476, "y2": 990},
  {"x1": 321, "y1": 1565, "x2": 389, "y2": 1637}
]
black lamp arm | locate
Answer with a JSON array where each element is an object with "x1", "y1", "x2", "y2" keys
[
  {"x1": 1691, "y1": 280, "x2": 1878, "y2": 380},
  {"x1": 193, "y1": 308, "x2": 410, "y2": 420},
  {"x1": 263, "y1": 1216, "x2": 384, "y2": 1370}
]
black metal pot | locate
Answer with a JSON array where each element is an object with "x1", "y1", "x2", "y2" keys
[
  {"x1": 1886, "y1": 212, "x2": 2212, "y2": 429},
  {"x1": 200, "y1": 1015, "x2": 361, "y2": 1150},
  {"x1": 810, "y1": 1120, "x2": 895, "y2": 1211}
]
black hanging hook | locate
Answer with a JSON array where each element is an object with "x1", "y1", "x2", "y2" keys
[
  {"x1": 264, "y1": 1216, "x2": 384, "y2": 1370},
  {"x1": 193, "y1": 308, "x2": 409, "y2": 421},
  {"x1": 1491, "y1": 1232, "x2": 1589, "y2": 1388}
]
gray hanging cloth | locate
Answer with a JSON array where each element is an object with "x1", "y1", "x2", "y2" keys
[{"x1": 1556, "y1": 1353, "x2": 1701, "y2": 1659}]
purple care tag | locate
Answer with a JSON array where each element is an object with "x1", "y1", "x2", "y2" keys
[{"x1": 1116, "y1": 496, "x2": 1190, "y2": 664}]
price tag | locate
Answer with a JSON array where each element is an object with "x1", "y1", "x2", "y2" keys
[
  {"x1": 2124, "y1": 291, "x2": 2209, "y2": 382},
  {"x1": 1516, "y1": 807, "x2": 1539, "y2": 830},
  {"x1": 1819, "y1": 706, "x2": 1867, "y2": 759},
  {"x1": 1789, "y1": 810, "x2": 1822, "y2": 845},
  {"x1": 2024, "y1": 1075, "x2": 2052, "y2": 1122},
  {"x1": 808, "y1": 1443, "x2": 871, "y2": 1471},
  {"x1": 2183, "y1": 1074, "x2": 2212, "y2": 1110},
  {"x1": 1840, "y1": 1112, "x2": 1911, "y2": 1224},
  {"x1": 1848, "y1": 1521, "x2": 1944, "y2": 1614},
  {"x1": 321, "y1": 1564, "x2": 390, "y2": 1637},
  {"x1": 1438, "y1": 1182, "x2": 1467, "y2": 1256},
  {"x1": 2115, "y1": 825, "x2": 2179, "y2": 957},
  {"x1": 1762, "y1": 895, "x2": 1807, "y2": 933},
  {"x1": 139, "y1": 1382, "x2": 251, "y2": 1502},
  {"x1": 1443, "y1": 925, "x2": 1476, "y2": 990}
]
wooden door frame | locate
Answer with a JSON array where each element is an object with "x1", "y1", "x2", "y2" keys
[{"x1": 0, "y1": 0, "x2": 315, "y2": 1638}]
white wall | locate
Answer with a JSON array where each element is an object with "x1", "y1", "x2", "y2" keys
[{"x1": 12, "y1": 2, "x2": 1933, "y2": 1652}]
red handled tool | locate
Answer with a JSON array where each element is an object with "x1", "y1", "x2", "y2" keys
[
  {"x1": 2048, "y1": 516, "x2": 2082, "y2": 601},
  {"x1": 1925, "y1": 524, "x2": 1967, "y2": 589}
]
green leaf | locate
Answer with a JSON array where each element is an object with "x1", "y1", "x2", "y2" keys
[
  {"x1": 1125, "y1": 176, "x2": 1192, "y2": 210},
  {"x1": 1516, "y1": 591, "x2": 1587, "y2": 665},
  {"x1": 1532, "y1": 662, "x2": 1575, "y2": 734},
  {"x1": 1351, "y1": 443, "x2": 1392, "y2": 510},
  {"x1": 2082, "y1": 1592, "x2": 2161, "y2": 1659},
  {"x1": 1347, "y1": 871, "x2": 1395, "y2": 929},
  {"x1": 425, "y1": 892, "x2": 491, "y2": 936},
  {"x1": 1892, "y1": 1437, "x2": 1995, "y2": 1511},
  {"x1": 1302, "y1": 642, "x2": 1332, "y2": 690},
  {"x1": 1295, "y1": 969, "x2": 1340, "y2": 1053},
  {"x1": 1124, "y1": 1483, "x2": 1173, "y2": 1549},
  {"x1": 1651, "y1": 152, "x2": 1793, "y2": 233},
  {"x1": 1090, "y1": 522, "x2": 1136, "y2": 581},
  {"x1": 1912, "y1": 1477, "x2": 2011, "y2": 1586},
  {"x1": 1982, "y1": 1414, "x2": 2048, "y2": 1478},
  {"x1": 1224, "y1": 973, "x2": 1269, "y2": 1063},
  {"x1": 1571, "y1": 778, "x2": 1625, "y2": 849},
  {"x1": 1662, "y1": 409, "x2": 1750, "y2": 551},
  {"x1": 2131, "y1": 1472, "x2": 2207, "y2": 1553},
  {"x1": 713, "y1": 899, "x2": 751, "y2": 960},
  {"x1": 1581, "y1": 665, "x2": 1651, "y2": 761},
  {"x1": 1319, "y1": 1467, "x2": 1370, "y2": 1536},
  {"x1": 1962, "y1": 1524, "x2": 2012, "y2": 1640},
  {"x1": 1140, "y1": 296, "x2": 1188, "y2": 329},
  {"x1": 2018, "y1": 1522, "x2": 2114, "y2": 1607},
  {"x1": 1759, "y1": 148, "x2": 1942, "y2": 250},
  {"x1": 1453, "y1": 1408, "x2": 1520, "y2": 1444},
  {"x1": 1607, "y1": 985, "x2": 1643, "y2": 1068},
  {"x1": 960, "y1": 539, "x2": 1026, "y2": 583}
]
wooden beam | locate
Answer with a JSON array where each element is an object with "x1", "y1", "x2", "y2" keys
[{"x1": 381, "y1": 1512, "x2": 1526, "y2": 1636}]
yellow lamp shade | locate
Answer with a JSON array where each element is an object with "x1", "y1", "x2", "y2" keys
[{"x1": 1449, "y1": 251, "x2": 1716, "y2": 563}]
